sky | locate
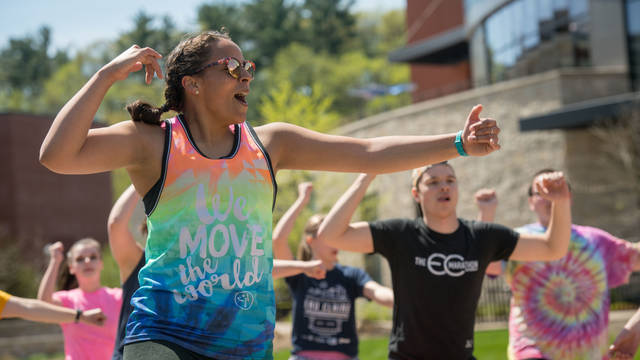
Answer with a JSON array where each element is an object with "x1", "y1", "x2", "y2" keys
[{"x1": 1, "y1": 0, "x2": 405, "y2": 54}]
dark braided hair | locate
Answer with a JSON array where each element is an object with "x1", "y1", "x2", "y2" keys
[{"x1": 127, "y1": 30, "x2": 231, "y2": 125}]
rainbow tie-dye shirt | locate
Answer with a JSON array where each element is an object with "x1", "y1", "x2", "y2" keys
[
  {"x1": 505, "y1": 224, "x2": 639, "y2": 360},
  {"x1": 125, "y1": 116, "x2": 277, "y2": 359}
]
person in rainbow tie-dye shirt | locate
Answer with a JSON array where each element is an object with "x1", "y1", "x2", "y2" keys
[
  {"x1": 40, "y1": 29, "x2": 502, "y2": 360},
  {"x1": 484, "y1": 169, "x2": 640, "y2": 360}
]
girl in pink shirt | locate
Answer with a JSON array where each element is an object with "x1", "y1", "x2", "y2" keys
[{"x1": 38, "y1": 238, "x2": 123, "y2": 360}]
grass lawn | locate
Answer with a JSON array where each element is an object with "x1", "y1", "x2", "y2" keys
[
  {"x1": 275, "y1": 328, "x2": 640, "y2": 360},
  {"x1": 13, "y1": 329, "x2": 640, "y2": 359}
]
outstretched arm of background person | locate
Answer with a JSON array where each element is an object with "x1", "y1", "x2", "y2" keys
[
  {"x1": 37, "y1": 242, "x2": 64, "y2": 305},
  {"x1": 257, "y1": 105, "x2": 501, "y2": 175},
  {"x1": 272, "y1": 182, "x2": 313, "y2": 261},
  {"x1": 508, "y1": 172, "x2": 572, "y2": 262},
  {"x1": 2, "y1": 296, "x2": 106, "y2": 326},
  {"x1": 474, "y1": 188, "x2": 503, "y2": 276},
  {"x1": 363, "y1": 281, "x2": 394, "y2": 308},
  {"x1": 609, "y1": 308, "x2": 640, "y2": 360},
  {"x1": 272, "y1": 259, "x2": 326, "y2": 280},
  {"x1": 108, "y1": 184, "x2": 144, "y2": 283},
  {"x1": 317, "y1": 174, "x2": 376, "y2": 254}
]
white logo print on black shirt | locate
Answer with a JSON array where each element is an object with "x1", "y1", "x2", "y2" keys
[{"x1": 415, "y1": 254, "x2": 479, "y2": 277}]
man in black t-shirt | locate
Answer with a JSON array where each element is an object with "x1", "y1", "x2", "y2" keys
[{"x1": 317, "y1": 163, "x2": 571, "y2": 360}]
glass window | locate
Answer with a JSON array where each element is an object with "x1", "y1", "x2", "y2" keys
[
  {"x1": 476, "y1": 0, "x2": 591, "y2": 85},
  {"x1": 522, "y1": 0, "x2": 540, "y2": 50},
  {"x1": 627, "y1": 0, "x2": 640, "y2": 90},
  {"x1": 627, "y1": 0, "x2": 640, "y2": 35},
  {"x1": 569, "y1": 0, "x2": 589, "y2": 17}
]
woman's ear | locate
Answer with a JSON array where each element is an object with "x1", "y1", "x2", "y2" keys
[
  {"x1": 181, "y1": 75, "x2": 200, "y2": 96},
  {"x1": 305, "y1": 235, "x2": 313, "y2": 245}
]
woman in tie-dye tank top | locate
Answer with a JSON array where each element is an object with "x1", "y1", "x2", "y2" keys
[{"x1": 40, "y1": 30, "x2": 502, "y2": 359}]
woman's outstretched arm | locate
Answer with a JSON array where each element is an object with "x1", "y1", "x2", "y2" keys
[{"x1": 257, "y1": 105, "x2": 500, "y2": 175}]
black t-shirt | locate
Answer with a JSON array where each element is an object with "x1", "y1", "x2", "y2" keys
[
  {"x1": 369, "y1": 218, "x2": 518, "y2": 360},
  {"x1": 112, "y1": 254, "x2": 145, "y2": 360},
  {"x1": 285, "y1": 264, "x2": 372, "y2": 357}
]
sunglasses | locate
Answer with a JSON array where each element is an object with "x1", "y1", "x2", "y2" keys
[
  {"x1": 193, "y1": 57, "x2": 255, "y2": 79},
  {"x1": 74, "y1": 254, "x2": 100, "y2": 263}
]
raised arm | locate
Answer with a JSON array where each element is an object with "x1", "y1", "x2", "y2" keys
[
  {"x1": 2, "y1": 295, "x2": 106, "y2": 326},
  {"x1": 610, "y1": 308, "x2": 640, "y2": 360},
  {"x1": 316, "y1": 174, "x2": 376, "y2": 254},
  {"x1": 474, "y1": 189, "x2": 503, "y2": 275},
  {"x1": 37, "y1": 242, "x2": 64, "y2": 305},
  {"x1": 108, "y1": 184, "x2": 144, "y2": 283},
  {"x1": 363, "y1": 281, "x2": 394, "y2": 308},
  {"x1": 272, "y1": 182, "x2": 313, "y2": 260},
  {"x1": 256, "y1": 105, "x2": 501, "y2": 174},
  {"x1": 475, "y1": 188, "x2": 497, "y2": 222},
  {"x1": 39, "y1": 46, "x2": 163, "y2": 176},
  {"x1": 508, "y1": 172, "x2": 572, "y2": 262},
  {"x1": 272, "y1": 259, "x2": 326, "y2": 280}
]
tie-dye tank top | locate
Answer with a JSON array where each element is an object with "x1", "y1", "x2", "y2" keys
[
  {"x1": 505, "y1": 224, "x2": 639, "y2": 360},
  {"x1": 125, "y1": 115, "x2": 277, "y2": 359}
]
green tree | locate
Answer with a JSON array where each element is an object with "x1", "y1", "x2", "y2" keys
[
  {"x1": 0, "y1": 26, "x2": 69, "y2": 111},
  {"x1": 116, "y1": 12, "x2": 184, "y2": 56},
  {"x1": 355, "y1": 9, "x2": 407, "y2": 57},
  {"x1": 302, "y1": 0, "x2": 357, "y2": 54},
  {"x1": 39, "y1": 55, "x2": 90, "y2": 114},
  {"x1": 198, "y1": 0, "x2": 304, "y2": 68},
  {"x1": 197, "y1": 2, "x2": 250, "y2": 47},
  {"x1": 243, "y1": 0, "x2": 304, "y2": 67},
  {"x1": 263, "y1": 43, "x2": 410, "y2": 122},
  {"x1": 377, "y1": 10, "x2": 407, "y2": 54},
  {"x1": 259, "y1": 79, "x2": 339, "y2": 131}
]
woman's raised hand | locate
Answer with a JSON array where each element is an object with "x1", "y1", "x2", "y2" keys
[
  {"x1": 461, "y1": 104, "x2": 501, "y2": 156},
  {"x1": 102, "y1": 45, "x2": 163, "y2": 84}
]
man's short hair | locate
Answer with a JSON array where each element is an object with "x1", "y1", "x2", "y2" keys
[{"x1": 411, "y1": 161, "x2": 452, "y2": 188}]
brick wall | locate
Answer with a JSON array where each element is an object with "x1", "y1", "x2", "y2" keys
[
  {"x1": 0, "y1": 113, "x2": 112, "y2": 266},
  {"x1": 405, "y1": 0, "x2": 471, "y2": 103}
]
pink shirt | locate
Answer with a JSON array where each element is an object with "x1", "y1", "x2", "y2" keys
[{"x1": 53, "y1": 287, "x2": 122, "y2": 360}]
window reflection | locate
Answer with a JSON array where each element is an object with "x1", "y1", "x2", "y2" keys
[
  {"x1": 479, "y1": 0, "x2": 591, "y2": 85},
  {"x1": 627, "y1": 0, "x2": 640, "y2": 90}
]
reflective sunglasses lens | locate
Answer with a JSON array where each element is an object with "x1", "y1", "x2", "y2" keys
[
  {"x1": 226, "y1": 58, "x2": 241, "y2": 78},
  {"x1": 244, "y1": 62, "x2": 255, "y2": 77}
]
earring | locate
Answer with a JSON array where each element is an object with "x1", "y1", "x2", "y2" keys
[{"x1": 195, "y1": 89, "x2": 200, "y2": 95}]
